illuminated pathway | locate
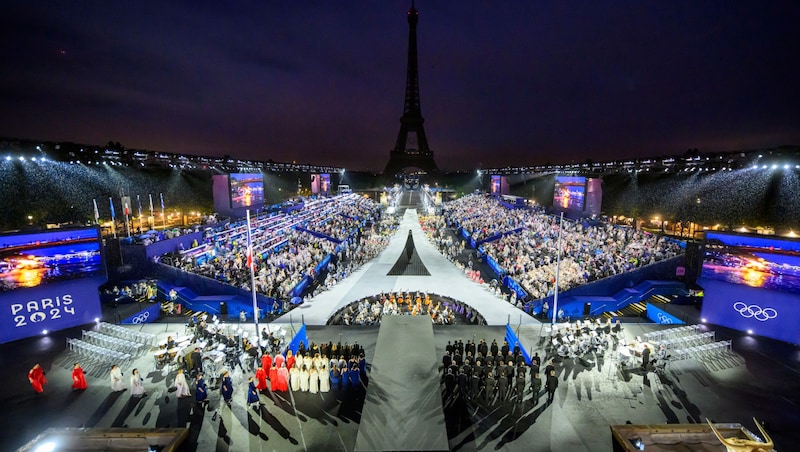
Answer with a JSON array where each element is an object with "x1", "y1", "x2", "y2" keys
[{"x1": 275, "y1": 208, "x2": 539, "y2": 326}]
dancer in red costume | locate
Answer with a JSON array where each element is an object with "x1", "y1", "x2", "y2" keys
[
  {"x1": 72, "y1": 363, "x2": 88, "y2": 390},
  {"x1": 28, "y1": 363, "x2": 47, "y2": 394},
  {"x1": 255, "y1": 366, "x2": 268, "y2": 391}
]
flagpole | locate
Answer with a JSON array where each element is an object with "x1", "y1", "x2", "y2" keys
[
  {"x1": 123, "y1": 197, "x2": 131, "y2": 238},
  {"x1": 137, "y1": 195, "x2": 143, "y2": 233},
  {"x1": 552, "y1": 212, "x2": 563, "y2": 326},
  {"x1": 92, "y1": 199, "x2": 100, "y2": 226},
  {"x1": 109, "y1": 197, "x2": 117, "y2": 238},
  {"x1": 149, "y1": 194, "x2": 155, "y2": 230},
  {"x1": 160, "y1": 193, "x2": 166, "y2": 230},
  {"x1": 246, "y1": 209, "x2": 262, "y2": 356}
]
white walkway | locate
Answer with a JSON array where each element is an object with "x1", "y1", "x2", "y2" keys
[{"x1": 275, "y1": 209, "x2": 539, "y2": 326}]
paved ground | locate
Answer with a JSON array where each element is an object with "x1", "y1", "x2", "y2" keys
[{"x1": 3, "y1": 317, "x2": 798, "y2": 451}]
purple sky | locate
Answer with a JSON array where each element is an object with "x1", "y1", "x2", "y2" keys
[{"x1": 2, "y1": 1, "x2": 799, "y2": 171}]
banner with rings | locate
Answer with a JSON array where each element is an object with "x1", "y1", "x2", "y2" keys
[{"x1": 120, "y1": 303, "x2": 161, "y2": 325}]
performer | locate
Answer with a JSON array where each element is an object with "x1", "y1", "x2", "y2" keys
[
  {"x1": 28, "y1": 363, "x2": 47, "y2": 394},
  {"x1": 299, "y1": 365, "x2": 310, "y2": 392},
  {"x1": 261, "y1": 353, "x2": 272, "y2": 377},
  {"x1": 220, "y1": 371, "x2": 233, "y2": 407},
  {"x1": 318, "y1": 364, "x2": 330, "y2": 393},
  {"x1": 276, "y1": 363, "x2": 290, "y2": 392},
  {"x1": 641, "y1": 345, "x2": 651, "y2": 371},
  {"x1": 546, "y1": 369, "x2": 558, "y2": 404},
  {"x1": 110, "y1": 365, "x2": 125, "y2": 392},
  {"x1": 349, "y1": 363, "x2": 361, "y2": 390},
  {"x1": 130, "y1": 368, "x2": 145, "y2": 397},
  {"x1": 175, "y1": 369, "x2": 190, "y2": 398},
  {"x1": 195, "y1": 373, "x2": 208, "y2": 406},
  {"x1": 190, "y1": 348, "x2": 202, "y2": 375},
  {"x1": 286, "y1": 350, "x2": 296, "y2": 370},
  {"x1": 255, "y1": 366, "x2": 268, "y2": 391},
  {"x1": 330, "y1": 366, "x2": 341, "y2": 391},
  {"x1": 247, "y1": 376, "x2": 259, "y2": 410},
  {"x1": 268, "y1": 362, "x2": 279, "y2": 390},
  {"x1": 531, "y1": 371, "x2": 542, "y2": 405},
  {"x1": 71, "y1": 363, "x2": 87, "y2": 390},
  {"x1": 289, "y1": 364, "x2": 301, "y2": 391},
  {"x1": 309, "y1": 366, "x2": 319, "y2": 394}
]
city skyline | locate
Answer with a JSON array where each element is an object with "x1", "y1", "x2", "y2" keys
[{"x1": 2, "y1": 1, "x2": 799, "y2": 172}]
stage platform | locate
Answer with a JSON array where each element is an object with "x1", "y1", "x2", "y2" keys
[
  {"x1": 355, "y1": 316, "x2": 448, "y2": 451},
  {"x1": 276, "y1": 209, "x2": 539, "y2": 326}
]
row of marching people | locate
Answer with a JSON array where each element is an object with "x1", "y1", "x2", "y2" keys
[{"x1": 251, "y1": 348, "x2": 368, "y2": 396}]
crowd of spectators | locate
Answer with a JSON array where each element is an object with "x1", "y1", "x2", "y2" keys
[
  {"x1": 440, "y1": 194, "x2": 683, "y2": 301},
  {"x1": 319, "y1": 216, "x2": 398, "y2": 292},
  {"x1": 442, "y1": 194, "x2": 531, "y2": 242},
  {"x1": 420, "y1": 215, "x2": 466, "y2": 261},
  {"x1": 163, "y1": 194, "x2": 383, "y2": 301},
  {"x1": 328, "y1": 292, "x2": 485, "y2": 326}
]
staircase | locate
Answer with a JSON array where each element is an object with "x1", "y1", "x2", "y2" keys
[{"x1": 603, "y1": 293, "x2": 674, "y2": 319}]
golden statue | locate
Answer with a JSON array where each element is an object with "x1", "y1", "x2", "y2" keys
[{"x1": 707, "y1": 418, "x2": 773, "y2": 452}]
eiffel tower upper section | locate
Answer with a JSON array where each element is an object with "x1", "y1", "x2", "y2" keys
[{"x1": 384, "y1": 1, "x2": 438, "y2": 176}]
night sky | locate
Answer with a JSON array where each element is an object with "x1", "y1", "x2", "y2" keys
[{"x1": 2, "y1": 1, "x2": 799, "y2": 171}]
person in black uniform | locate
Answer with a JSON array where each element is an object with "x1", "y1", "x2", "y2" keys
[
  {"x1": 497, "y1": 369, "x2": 508, "y2": 401},
  {"x1": 531, "y1": 371, "x2": 542, "y2": 405},
  {"x1": 641, "y1": 345, "x2": 651, "y2": 371},
  {"x1": 190, "y1": 347, "x2": 202, "y2": 376},
  {"x1": 515, "y1": 371, "x2": 526, "y2": 402},
  {"x1": 546, "y1": 369, "x2": 558, "y2": 404},
  {"x1": 442, "y1": 351, "x2": 452, "y2": 371},
  {"x1": 485, "y1": 371, "x2": 496, "y2": 404},
  {"x1": 444, "y1": 368, "x2": 456, "y2": 398},
  {"x1": 490, "y1": 340, "x2": 499, "y2": 357}
]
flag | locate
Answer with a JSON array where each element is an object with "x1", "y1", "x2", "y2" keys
[
  {"x1": 92, "y1": 199, "x2": 99, "y2": 224},
  {"x1": 160, "y1": 192, "x2": 165, "y2": 211},
  {"x1": 137, "y1": 195, "x2": 142, "y2": 219},
  {"x1": 246, "y1": 210, "x2": 254, "y2": 270},
  {"x1": 109, "y1": 197, "x2": 116, "y2": 220},
  {"x1": 148, "y1": 194, "x2": 154, "y2": 217},
  {"x1": 121, "y1": 196, "x2": 131, "y2": 216}
]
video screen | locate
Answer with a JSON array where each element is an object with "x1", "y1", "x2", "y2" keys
[
  {"x1": 553, "y1": 176, "x2": 586, "y2": 210},
  {"x1": 490, "y1": 175, "x2": 501, "y2": 195},
  {"x1": 229, "y1": 173, "x2": 264, "y2": 208},
  {"x1": 320, "y1": 173, "x2": 331, "y2": 195},
  {"x1": 702, "y1": 232, "x2": 800, "y2": 295},
  {"x1": 311, "y1": 174, "x2": 320, "y2": 195},
  {"x1": 0, "y1": 227, "x2": 105, "y2": 343}
]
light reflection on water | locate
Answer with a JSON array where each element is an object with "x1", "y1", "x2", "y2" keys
[{"x1": 702, "y1": 263, "x2": 800, "y2": 295}]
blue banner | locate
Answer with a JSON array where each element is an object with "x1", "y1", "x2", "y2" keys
[
  {"x1": 290, "y1": 275, "x2": 313, "y2": 298},
  {"x1": 120, "y1": 302, "x2": 161, "y2": 325},
  {"x1": 485, "y1": 255, "x2": 505, "y2": 278},
  {"x1": 315, "y1": 254, "x2": 333, "y2": 275},
  {"x1": 287, "y1": 324, "x2": 309, "y2": 356},
  {"x1": 503, "y1": 276, "x2": 528, "y2": 300},
  {"x1": 294, "y1": 226, "x2": 343, "y2": 244},
  {"x1": 645, "y1": 303, "x2": 684, "y2": 325},
  {"x1": 505, "y1": 324, "x2": 532, "y2": 365}
]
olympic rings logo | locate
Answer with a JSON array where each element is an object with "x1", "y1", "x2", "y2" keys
[
  {"x1": 733, "y1": 302, "x2": 777, "y2": 321},
  {"x1": 131, "y1": 311, "x2": 151, "y2": 324},
  {"x1": 656, "y1": 313, "x2": 673, "y2": 324}
]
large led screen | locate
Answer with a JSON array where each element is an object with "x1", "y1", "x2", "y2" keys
[
  {"x1": 229, "y1": 173, "x2": 264, "y2": 208},
  {"x1": 700, "y1": 232, "x2": 800, "y2": 344},
  {"x1": 553, "y1": 176, "x2": 586, "y2": 210},
  {"x1": 490, "y1": 175, "x2": 501, "y2": 195},
  {"x1": 0, "y1": 227, "x2": 105, "y2": 343},
  {"x1": 320, "y1": 173, "x2": 331, "y2": 195}
]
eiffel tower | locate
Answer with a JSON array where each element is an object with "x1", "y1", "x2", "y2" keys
[{"x1": 384, "y1": 1, "x2": 438, "y2": 176}]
